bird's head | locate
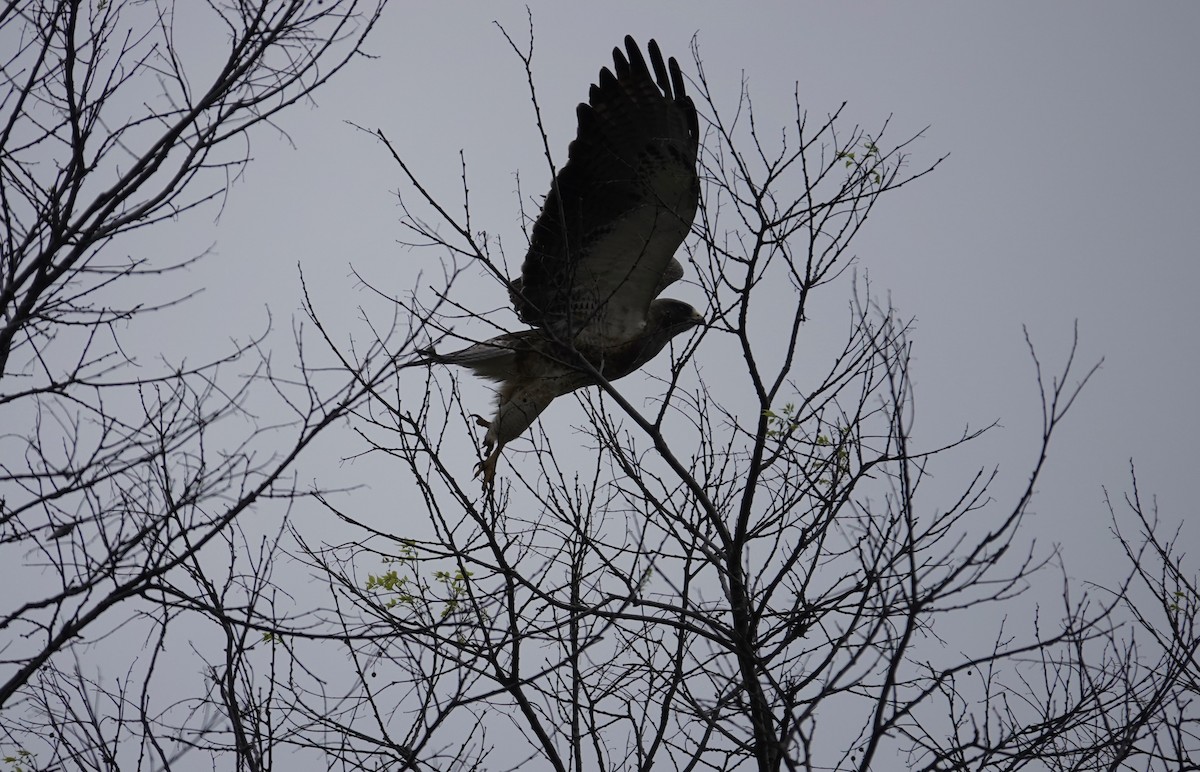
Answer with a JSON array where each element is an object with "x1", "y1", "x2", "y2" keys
[
  {"x1": 619, "y1": 298, "x2": 703, "y2": 373},
  {"x1": 648, "y1": 298, "x2": 706, "y2": 338}
]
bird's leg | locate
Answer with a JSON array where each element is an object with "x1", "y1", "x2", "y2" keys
[
  {"x1": 474, "y1": 439, "x2": 501, "y2": 484},
  {"x1": 474, "y1": 453, "x2": 499, "y2": 484},
  {"x1": 471, "y1": 413, "x2": 500, "y2": 483}
]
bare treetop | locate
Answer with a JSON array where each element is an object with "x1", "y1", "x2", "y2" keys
[{"x1": 0, "y1": 0, "x2": 384, "y2": 380}]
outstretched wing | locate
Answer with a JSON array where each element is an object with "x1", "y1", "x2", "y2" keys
[{"x1": 511, "y1": 36, "x2": 699, "y2": 346}]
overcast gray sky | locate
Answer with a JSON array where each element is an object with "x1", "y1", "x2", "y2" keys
[
  {"x1": 164, "y1": 2, "x2": 1199, "y2": 576},
  {"x1": 6, "y1": 1, "x2": 1199, "y2": 767}
]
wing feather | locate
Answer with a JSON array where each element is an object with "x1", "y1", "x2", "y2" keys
[{"x1": 512, "y1": 36, "x2": 699, "y2": 344}]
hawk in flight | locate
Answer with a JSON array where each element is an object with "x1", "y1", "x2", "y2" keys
[{"x1": 423, "y1": 36, "x2": 703, "y2": 481}]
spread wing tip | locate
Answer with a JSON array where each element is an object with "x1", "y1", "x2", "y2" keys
[{"x1": 600, "y1": 37, "x2": 690, "y2": 104}]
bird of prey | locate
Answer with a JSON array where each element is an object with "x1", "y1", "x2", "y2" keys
[{"x1": 422, "y1": 36, "x2": 703, "y2": 482}]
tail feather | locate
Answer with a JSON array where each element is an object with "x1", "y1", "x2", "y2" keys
[{"x1": 420, "y1": 333, "x2": 533, "y2": 383}]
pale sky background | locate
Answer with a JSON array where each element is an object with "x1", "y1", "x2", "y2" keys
[
  {"x1": 32, "y1": 2, "x2": 1196, "y2": 765},
  {"x1": 161, "y1": 1, "x2": 1198, "y2": 572}
]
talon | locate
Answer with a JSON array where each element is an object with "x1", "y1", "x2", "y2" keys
[
  {"x1": 474, "y1": 454, "x2": 498, "y2": 484},
  {"x1": 471, "y1": 413, "x2": 492, "y2": 429}
]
